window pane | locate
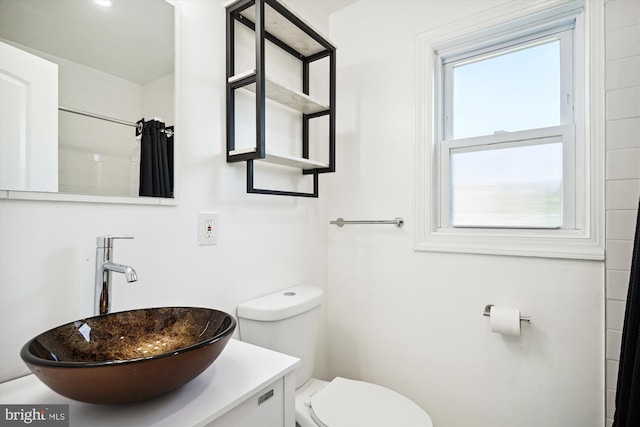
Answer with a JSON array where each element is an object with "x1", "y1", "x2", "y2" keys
[
  {"x1": 453, "y1": 40, "x2": 560, "y2": 139},
  {"x1": 450, "y1": 143, "x2": 563, "y2": 227}
]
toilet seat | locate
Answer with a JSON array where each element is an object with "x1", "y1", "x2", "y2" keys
[{"x1": 309, "y1": 377, "x2": 433, "y2": 427}]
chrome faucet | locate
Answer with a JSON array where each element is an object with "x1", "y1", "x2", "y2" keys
[{"x1": 95, "y1": 236, "x2": 138, "y2": 316}]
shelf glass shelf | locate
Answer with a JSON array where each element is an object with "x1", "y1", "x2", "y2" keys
[
  {"x1": 229, "y1": 147, "x2": 329, "y2": 170},
  {"x1": 227, "y1": 0, "x2": 334, "y2": 57},
  {"x1": 229, "y1": 70, "x2": 329, "y2": 115}
]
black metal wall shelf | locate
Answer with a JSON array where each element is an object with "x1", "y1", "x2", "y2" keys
[{"x1": 225, "y1": 0, "x2": 336, "y2": 198}]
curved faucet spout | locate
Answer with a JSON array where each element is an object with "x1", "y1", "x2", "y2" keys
[{"x1": 103, "y1": 262, "x2": 138, "y2": 282}]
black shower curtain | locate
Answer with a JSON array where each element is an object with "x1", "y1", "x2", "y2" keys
[
  {"x1": 138, "y1": 119, "x2": 173, "y2": 198},
  {"x1": 614, "y1": 198, "x2": 640, "y2": 426}
]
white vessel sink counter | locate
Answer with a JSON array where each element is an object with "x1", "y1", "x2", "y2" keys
[{"x1": 0, "y1": 339, "x2": 300, "y2": 427}]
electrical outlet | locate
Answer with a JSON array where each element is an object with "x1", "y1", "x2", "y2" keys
[{"x1": 198, "y1": 212, "x2": 217, "y2": 245}]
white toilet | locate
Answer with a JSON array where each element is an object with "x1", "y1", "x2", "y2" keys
[{"x1": 237, "y1": 284, "x2": 433, "y2": 427}]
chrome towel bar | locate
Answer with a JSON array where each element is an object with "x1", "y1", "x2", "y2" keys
[
  {"x1": 330, "y1": 217, "x2": 404, "y2": 227},
  {"x1": 483, "y1": 304, "x2": 530, "y2": 323}
]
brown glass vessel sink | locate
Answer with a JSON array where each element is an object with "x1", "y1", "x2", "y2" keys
[{"x1": 21, "y1": 307, "x2": 235, "y2": 404}]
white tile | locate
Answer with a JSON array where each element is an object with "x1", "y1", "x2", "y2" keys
[
  {"x1": 607, "y1": 329, "x2": 623, "y2": 360},
  {"x1": 607, "y1": 388, "x2": 617, "y2": 419},
  {"x1": 607, "y1": 359, "x2": 620, "y2": 389},
  {"x1": 607, "y1": 87, "x2": 640, "y2": 120},
  {"x1": 607, "y1": 269, "x2": 631, "y2": 300},
  {"x1": 607, "y1": 299, "x2": 627, "y2": 330},
  {"x1": 607, "y1": 209, "x2": 638, "y2": 240},
  {"x1": 606, "y1": 56, "x2": 640, "y2": 90},
  {"x1": 606, "y1": 24, "x2": 640, "y2": 61},
  {"x1": 606, "y1": 148, "x2": 640, "y2": 180},
  {"x1": 606, "y1": 179, "x2": 640, "y2": 209},
  {"x1": 606, "y1": 0, "x2": 640, "y2": 32},
  {"x1": 607, "y1": 117, "x2": 640, "y2": 150},
  {"x1": 606, "y1": 418, "x2": 613, "y2": 427},
  {"x1": 606, "y1": 239, "x2": 635, "y2": 271}
]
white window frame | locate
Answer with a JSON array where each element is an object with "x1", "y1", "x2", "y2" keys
[{"x1": 415, "y1": 0, "x2": 605, "y2": 259}]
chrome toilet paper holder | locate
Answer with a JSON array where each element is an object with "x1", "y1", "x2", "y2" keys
[{"x1": 483, "y1": 304, "x2": 531, "y2": 323}]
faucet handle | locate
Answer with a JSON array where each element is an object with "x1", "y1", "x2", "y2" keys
[{"x1": 96, "y1": 235, "x2": 134, "y2": 248}]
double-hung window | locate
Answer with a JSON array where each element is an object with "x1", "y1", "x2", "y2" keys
[
  {"x1": 416, "y1": 0, "x2": 604, "y2": 259},
  {"x1": 441, "y1": 23, "x2": 575, "y2": 229}
]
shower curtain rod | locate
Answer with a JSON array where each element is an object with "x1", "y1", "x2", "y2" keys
[
  {"x1": 58, "y1": 105, "x2": 139, "y2": 128},
  {"x1": 58, "y1": 106, "x2": 174, "y2": 137}
]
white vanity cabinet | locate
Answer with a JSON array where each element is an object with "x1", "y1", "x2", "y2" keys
[
  {"x1": 207, "y1": 377, "x2": 285, "y2": 427},
  {"x1": 0, "y1": 339, "x2": 300, "y2": 427}
]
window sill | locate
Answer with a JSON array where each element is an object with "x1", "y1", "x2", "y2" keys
[{"x1": 415, "y1": 227, "x2": 604, "y2": 260}]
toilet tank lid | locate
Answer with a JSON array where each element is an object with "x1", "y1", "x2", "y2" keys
[{"x1": 237, "y1": 284, "x2": 324, "y2": 321}]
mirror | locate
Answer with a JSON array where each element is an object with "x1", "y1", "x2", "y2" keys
[{"x1": 0, "y1": 0, "x2": 175, "y2": 203}]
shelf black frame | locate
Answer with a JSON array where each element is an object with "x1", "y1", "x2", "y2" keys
[{"x1": 226, "y1": 0, "x2": 336, "y2": 197}]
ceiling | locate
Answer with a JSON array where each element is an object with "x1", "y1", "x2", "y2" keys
[
  {"x1": 0, "y1": 0, "x2": 355, "y2": 85},
  {"x1": 288, "y1": 0, "x2": 357, "y2": 16},
  {"x1": 0, "y1": 0, "x2": 174, "y2": 85}
]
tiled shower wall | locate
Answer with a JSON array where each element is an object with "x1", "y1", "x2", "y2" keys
[{"x1": 604, "y1": 0, "x2": 640, "y2": 425}]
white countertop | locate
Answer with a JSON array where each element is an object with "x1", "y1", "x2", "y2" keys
[{"x1": 0, "y1": 339, "x2": 300, "y2": 427}]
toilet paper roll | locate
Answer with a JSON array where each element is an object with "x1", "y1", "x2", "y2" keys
[{"x1": 490, "y1": 306, "x2": 521, "y2": 336}]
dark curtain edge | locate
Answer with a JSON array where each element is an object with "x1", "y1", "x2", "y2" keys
[{"x1": 613, "y1": 197, "x2": 640, "y2": 426}]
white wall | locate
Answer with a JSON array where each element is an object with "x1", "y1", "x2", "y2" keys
[
  {"x1": 0, "y1": 0, "x2": 329, "y2": 383},
  {"x1": 326, "y1": 1, "x2": 605, "y2": 426},
  {"x1": 142, "y1": 73, "x2": 174, "y2": 125},
  {"x1": 57, "y1": 53, "x2": 174, "y2": 197},
  {"x1": 604, "y1": 0, "x2": 640, "y2": 425},
  {"x1": 57, "y1": 56, "x2": 142, "y2": 196}
]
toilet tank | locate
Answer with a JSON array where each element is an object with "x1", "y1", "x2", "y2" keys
[{"x1": 237, "y1": 284, "x2": 324, "y2": 388}]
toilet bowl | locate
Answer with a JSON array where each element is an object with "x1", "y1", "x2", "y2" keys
[
  {"x1": 237, "y1": 284, "x2": 433, "y2": 427},
  {"x1": 295, "y1": 377, "x2": 433, "y2": 427}
]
